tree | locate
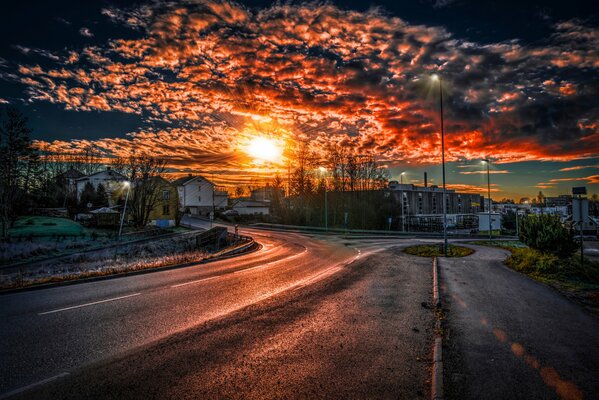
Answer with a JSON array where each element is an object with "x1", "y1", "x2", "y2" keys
[
  {"x1": 0, "y1": 108, "x2": 37, "y2": 237},
  {"x1": 117, "y1": 154, "x2": 166, "y2": 227},
  {"x1": 95, "y1": 183, "x2": 108, "y2": 206},
  {"x1": 519, "y1": 214, "x2": 577, "y2": 258},
  {"x1": 79, "y1": 182, "x2": 96, "y2": 208}
]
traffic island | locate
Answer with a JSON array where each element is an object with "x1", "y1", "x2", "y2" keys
[{"x1": 404, "y1": 244, "x2": 474, "y2": 257}]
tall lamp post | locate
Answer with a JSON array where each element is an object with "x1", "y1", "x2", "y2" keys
[
  {"x1": 482, "y1": 158, "x2": 492, "y2": 241},
  {"x1": 432, "y1": 74, "x2": 448, "y2": 255},
  {"x1": 118, "y1": 181, "x2": 131, "y2": 239},
  {"x1": 319, "y1": 166, "x2": 328, "y2": 231},
  {"x1": 400, "y1": 172, "x2": 406, "y2": 232}
]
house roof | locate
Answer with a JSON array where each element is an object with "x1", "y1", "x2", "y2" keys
[
  {"x1": 171, "y1": 174, "x2": 215, "y2": 187},
  {"x1": 76, "y1": 169, "x2": 127, "y2": 181},
  {"x1": 232, "y1": 199, "x2": 270, "y2": 208},
  {"x1": 57, "y1": 168, "x2": 84, "y2": 179}
]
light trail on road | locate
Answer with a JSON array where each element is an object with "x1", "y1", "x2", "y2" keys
[{"x1": 0, "y1": 218, "x2": 403, "y2": 397}]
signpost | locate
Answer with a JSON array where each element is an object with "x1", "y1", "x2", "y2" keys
[{"x1": 572, "y1": 187, "x2": 587, "y2": 268}]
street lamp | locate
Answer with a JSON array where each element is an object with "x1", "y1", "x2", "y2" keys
[
  {"x1": 319, "y1": 166, "x2": 328, "y2": 231},
  {"x1": 482, "y1": 159, "x2": 492, "y2": 242},
  {"x1": 432, "y1": 74, "x2": 448, "y2": 255},
  {"x1": 400, "y1": 172, "x2": 406, "y2": 232},
  {"x1": 118, "y1": 181, "x2": 131, "y2": 239}
]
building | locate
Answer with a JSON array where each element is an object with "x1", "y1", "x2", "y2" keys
[
  {"x1": 250, "y1": 186, "x2": 282, "y2": 203},
  {"x1": 387, "y1": 183, "x2": 483, "y2": 215},
  {"x1": 232, "y1": 199, "x2": 270, "y2": 215},
  {"x1": 478, "y1": 212, "x2": 502, "y2": 232},
  {"x1": 147, "y1": 177, "x2": 179, "y2": 228},
  {"x1": 172, "y1": 174, "x2": 228, "y2": 215},
  {"x1": 75, "y1": 168, "x2": 127, "y2": 206},
  {"x1": 56, "y1": 168, "x2": 84, "y2": 197}
]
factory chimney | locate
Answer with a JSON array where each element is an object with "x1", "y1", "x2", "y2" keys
[{"x1": 424, "y1": 172, "x2": 428, "y2": 188}]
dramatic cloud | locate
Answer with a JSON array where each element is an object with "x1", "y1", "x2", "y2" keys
[
  {"x1": 6, "y1": 0, "x2": 599, "y2": 178},
  {"x1": 536, "y1": 175, "x2": 599, "y2": 189},
  {"x1": 558, "y1": 164, "x2": 599, "y2": 172}
]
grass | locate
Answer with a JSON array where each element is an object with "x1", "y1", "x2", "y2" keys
[
  {"x1": 469, "y1": 240, "x2": 527, "y2": 249},
  {"x1": 404, "y1": 244, "x2": 474, "y2": 258},
  {"x1": 9, "y1": 216, "x2": 88, "y2": 237}
]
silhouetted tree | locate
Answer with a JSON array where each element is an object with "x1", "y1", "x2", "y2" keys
[{"x1": 0, "y1": 107, "x2": 37, "y2": 237}]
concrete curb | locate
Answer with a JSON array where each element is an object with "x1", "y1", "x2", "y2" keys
[
  {"x1": 431, "y1": 256, "x2": 443, "y2": 400},
  {"x1": 0, "y1": 240, "x2": 260, "y2": 295}
]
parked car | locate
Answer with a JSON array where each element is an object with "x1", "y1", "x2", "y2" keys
[{"x1": 222, "y1": 209, "x2": 239, "y2": 217}]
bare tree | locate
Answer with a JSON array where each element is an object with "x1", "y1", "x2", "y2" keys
[{"x1": 125, "y1": 154, "x2": 167, "y2": 227}]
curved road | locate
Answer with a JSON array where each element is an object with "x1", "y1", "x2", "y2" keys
[{"x1": 0, "y1": 219, "x2": 435, "y2": 398}]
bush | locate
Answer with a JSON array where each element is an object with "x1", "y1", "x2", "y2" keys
[
  {"x1": 518, "y1": 214, "x2": 577, "y2": 257},
  {"x1": 505, "y1": 248, "x2": 560, "y2": 274}
]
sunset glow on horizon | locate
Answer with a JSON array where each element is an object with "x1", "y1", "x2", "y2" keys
[{"x1": 1, "y1": 0, "x2": 598, "y2": 198}]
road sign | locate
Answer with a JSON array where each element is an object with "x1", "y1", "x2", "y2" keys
[{"x1": 572, "y1": 198, "x2": 588, "y2": 223}]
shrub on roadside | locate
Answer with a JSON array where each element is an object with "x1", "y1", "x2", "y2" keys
[
  {"x1": 518, "y1": 214, "x2": 577, "y2": 257},
  {"x1": 505, "y1": 247, "x2": 559, "y2": 274}
]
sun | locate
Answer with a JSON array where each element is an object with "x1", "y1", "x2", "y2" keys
[{"x1": 246, "y1": 136, "x2": 283, "y2": 163}]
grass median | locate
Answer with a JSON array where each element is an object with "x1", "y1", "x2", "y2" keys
[{"x1": 404, "y1": 244, "x2": 474, "y2": 258}]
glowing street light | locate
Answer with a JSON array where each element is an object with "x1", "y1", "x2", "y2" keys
[
  {"x1": 482, "y1": 158, "x2": 492, "y2": 242},
  {"x1": 432, "y1": 73, "x2": 448, "y2": 255},
  {"x1": 118, "y1": 181, "x2": 131, "y2": 239}
]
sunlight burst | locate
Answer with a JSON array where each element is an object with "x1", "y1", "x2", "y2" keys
[{"x1": 245, "y1": 136, "x2": 283, "y2": 164}]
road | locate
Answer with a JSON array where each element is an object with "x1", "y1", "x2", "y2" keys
[
  {"x1": 0, "y1": 219, "x2": 435, "y2": 399},
  {"x1": 440, "y1": 244, "x2": 599, "y2": 400}
]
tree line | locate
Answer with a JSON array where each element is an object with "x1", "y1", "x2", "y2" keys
[{"x1": 0, "y1": 107, "x2": 169, "y2": 237}]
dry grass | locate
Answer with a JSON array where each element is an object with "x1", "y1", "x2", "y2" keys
[{"x1": 403, "y1": 244, "x2": 474, "y2": 258}]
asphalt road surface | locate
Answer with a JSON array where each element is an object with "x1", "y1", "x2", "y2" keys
[
  {"x1": 440, "y1": 244, "x2": 599, "y2": 400},
  {"x1": 0, "y1": 219, "x2": 435, "y2": 399}
]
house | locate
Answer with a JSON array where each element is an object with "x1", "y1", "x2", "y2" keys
[
  {"x1": 172, "y1": 174, "x2": 228, "y2": 215},
  {"x1": 56, "y1": 168, "x2": 84, "y2": 197},
  {"x1": 75, "y1": 168, "x2": 127, "y2": 206},
  {"x1": 250, "y1": 186, "x2": 282, "y2": 202},
  {"x1": 232, "y1": 199, "x2": 270, "y2": 215},
  {"x1": 147, "y1": 177, "x2": 179, "y2": 228}
]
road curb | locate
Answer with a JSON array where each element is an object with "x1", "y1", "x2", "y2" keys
[
  {"x1": 0, "y1": 240, "x2": 260, "y2": 295},
  {"x1": 431, "y1": 256, "x2": 443, "y2": 400}
]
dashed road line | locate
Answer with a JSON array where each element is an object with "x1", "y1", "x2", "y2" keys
[
  {"x1": 38, "y1": 293, "x2": 142, "y2": 316},
  {"x1": 0, "y1": 372, "x2": 70, "y2": 399}
]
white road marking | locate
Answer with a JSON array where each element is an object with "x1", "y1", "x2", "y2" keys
[
  {"x1": 38, "y1": 293, "x2": 142, "y2": 316},
  {"x1": 0, "y1": 372, "x2": 70, "y2": 399},
  {"x1": 232, "y1": 248, "x2": 308, "y2": 274},
  {"x1": 170, "y1": 275, "x2": 218, "y2": 288}
]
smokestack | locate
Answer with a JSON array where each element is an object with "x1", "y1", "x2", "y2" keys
[{"x1": 424, "y1": 172, "x2": 428, "y2": 187}]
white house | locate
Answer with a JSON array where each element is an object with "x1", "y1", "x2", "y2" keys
[
  {"x1": 172, "y1": 174, "x2": 228, "y2": 215},
  {"x1": 75, "y1": 168, "x2": 127, "y2": 206},
  {"x1": 232, "y1": 199, "x2": 270, "y2": 215}
]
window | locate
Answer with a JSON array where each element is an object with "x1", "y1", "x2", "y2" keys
[
  {"x1": 162, "y1": 205, "x2": 170, "y2": 215},
  {"x1": 162, "y1": 190, "x2": 170, "y2": 200}
]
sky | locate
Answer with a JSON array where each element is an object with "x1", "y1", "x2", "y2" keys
[{"x1": 1, "y1": 0, "x2": 598, "y2": 199}]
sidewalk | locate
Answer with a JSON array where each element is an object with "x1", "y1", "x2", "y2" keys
[{"x1": 440, "y1": 244, "x2": 599, "y2": 400}]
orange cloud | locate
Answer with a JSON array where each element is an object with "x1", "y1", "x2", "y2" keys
[{"x1": 7, "y1": 1, "x2": 599, "y2": 176}]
